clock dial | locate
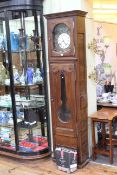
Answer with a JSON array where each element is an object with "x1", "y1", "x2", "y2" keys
[
  {"x1": 58, "y1": 33, "x2": 70, "y2": 49},
  {"x1": 53, "y1": 23, "x2": 71, "y2": 52}
]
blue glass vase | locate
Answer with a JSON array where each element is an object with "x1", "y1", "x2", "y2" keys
[{"x1": 26, "y1": 67, "x2": 34, "y2": 85}]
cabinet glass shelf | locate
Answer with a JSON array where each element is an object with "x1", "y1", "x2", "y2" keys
[{"x1": 0, "y1": 48, "x2": 42, "y2": 53}]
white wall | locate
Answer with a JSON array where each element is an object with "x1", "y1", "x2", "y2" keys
[
  {"x1": 86, "y1": 17, "x2": 97, "y2": 156},
  {"x1": 43, "y1": 0, "x2": 82, "y2": 14}
]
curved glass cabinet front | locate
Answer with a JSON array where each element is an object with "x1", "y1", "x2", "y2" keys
[{"x1": 0, "y1": 9, "x2": 50, "y2": 158}]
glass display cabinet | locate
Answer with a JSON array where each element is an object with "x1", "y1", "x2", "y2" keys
[{"x1": 0, "y1": 0, "x2": 50, "y2": 159}]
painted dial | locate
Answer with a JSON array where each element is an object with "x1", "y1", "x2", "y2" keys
[{"x1": 58, "y1": 33, "x2": 70, "y2": 49}]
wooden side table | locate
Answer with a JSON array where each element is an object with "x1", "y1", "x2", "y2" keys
[{"x1": 91, "y1": 108, "x2": 117, "y2": 164}]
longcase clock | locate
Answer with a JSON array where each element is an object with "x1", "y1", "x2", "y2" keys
[{"x1": 45, "y1": 10, "x2": 88, "y2": 167}]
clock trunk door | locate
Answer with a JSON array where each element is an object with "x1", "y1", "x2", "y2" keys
[{"x1": 50, "y1": 63, "x2": 77, "y2": 138}]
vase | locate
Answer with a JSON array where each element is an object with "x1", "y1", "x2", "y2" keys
[
  {"x1": 0, "y1": 34, "x2": 5, "y2": 51},
  {"x1": 26, "y1": 67, "x2": 34, "y2": 85},
  {"x1": 13, "y1": 65, "x2": 20, "y2": 84},
  {"x1": 5, "y1": 32, "x2": 19, "y2": 51},
  {"x1": 34, "y1": 68, "x2": 43, "y2": 83},
  {"x1": 20, "y1": 69, "x2": 25, "y2": 85}
]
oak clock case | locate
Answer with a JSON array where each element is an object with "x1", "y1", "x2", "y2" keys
[
  {"x1": 46, "y1": 10, "x2": 88, "y2": 166},
  {"x1": 0, "y1": 0, "x2": 50, "y2": 159}
]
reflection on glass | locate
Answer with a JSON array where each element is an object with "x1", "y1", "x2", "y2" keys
[
  {"x1": 58, "y1": 71, "x2": 71, "y2": 123},
  {"x1": 0, "y1": 12, "x2": 16, "y2": 151}
]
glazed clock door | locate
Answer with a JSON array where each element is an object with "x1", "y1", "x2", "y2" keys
[
  {"x1": 47, "y1": 17, "x2": 75, "y2": 57},
  {"x1": 50, "y1": 62, "x2": 77, "y2": 147}
]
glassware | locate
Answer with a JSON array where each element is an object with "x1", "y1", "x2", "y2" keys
[
  {"x1": 26, "y1": 67, "x2": 34, "y2": 85},
  {"x1": 18, "y1": 28, "x2": 26, "y2": 51},
  {"x1": 31, "y1": 29, "x2": 39, "y2": 49},
  {"x1": 13, "y1": 65, "x2": 20, "y2": 84},
  {"x1": 0, "y1": 62, "x2": 7, "y2": 84}
]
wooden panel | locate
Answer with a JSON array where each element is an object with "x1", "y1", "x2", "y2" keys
[
  {"x1": 80, "y1": 95, "x2": 87, "y2": 109},
  {"x1": 55, "y1": 135, "x2": 77, "y2": 148},
  {"x1": 80, "y1": 119, "x2": 88, "y2": 131},
  {"x1": 78, "y1": 34, "x2": 87, "y2": 83},
  {"x1": 76, "y1": 16, "x2": 85, "y2": 34},
  {"x1": 80, "y1": 110, "x2": 87, "y2": 119},
  {"x1": 55, "y1": 127, "x2": 77, "y2": 137},
  {"x1": 81, "y1": 130, "x2": 88, "y2": 144}
]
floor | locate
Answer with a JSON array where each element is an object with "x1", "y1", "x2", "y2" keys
[
  {"x1": 95, "y1": 147, "x2": 117, "y2": 166},
  {"x1": 0, "y1": 156, "x2": 117, "y2": 175}
]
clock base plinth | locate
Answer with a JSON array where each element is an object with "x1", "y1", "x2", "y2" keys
[{"x1": 77, "y1": 159, "x2": 89, "y2": 169}]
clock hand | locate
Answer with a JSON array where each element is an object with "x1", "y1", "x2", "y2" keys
[
  {"x1": 61, "y1": 36, "x2": 66, "y2": 44},
  {"x1": 60, "y1": 36, "x2": 65, "y2": 45}
]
